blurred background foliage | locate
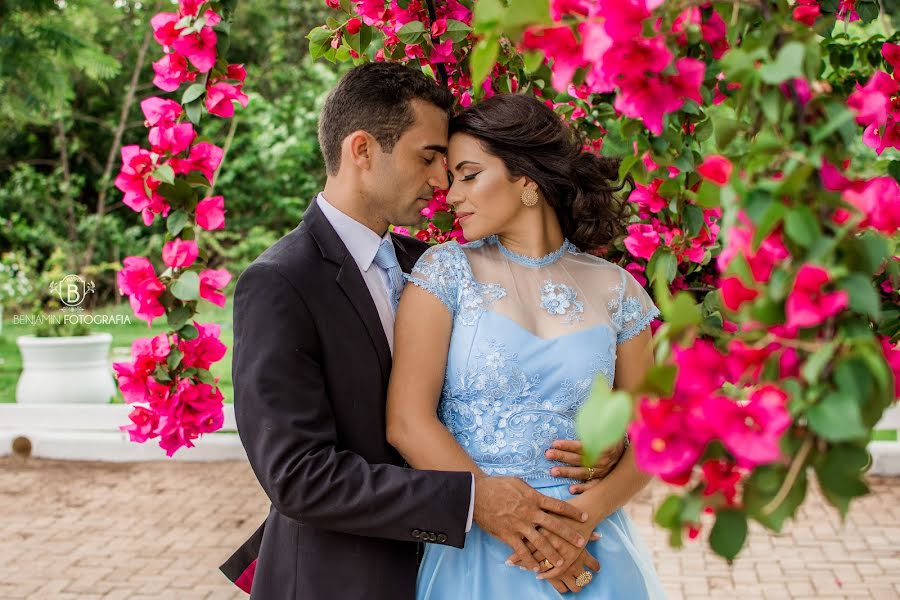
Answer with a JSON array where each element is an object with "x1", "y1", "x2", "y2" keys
[{"x1": 0, "y1": 0, "x2": 345, "y2": 310}]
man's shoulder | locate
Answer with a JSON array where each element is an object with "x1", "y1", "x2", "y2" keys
[
  {"x1": 391, "y1": 231, "x2": 430, "y2": 259},
  {"x1": 239, "y1": 222, "x2": 324, "y2": 284}
]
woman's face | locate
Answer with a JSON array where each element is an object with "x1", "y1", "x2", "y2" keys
[{"x1": 445, "y1": 132, "x2": 532, "y2": 241}]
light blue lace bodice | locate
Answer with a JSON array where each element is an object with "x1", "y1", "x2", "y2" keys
[{"x1": 404, "y1": 236, "x2": 660, "y2": 484}]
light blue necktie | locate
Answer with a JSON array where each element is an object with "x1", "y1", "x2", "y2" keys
[{"x1": 373, "y1": 238, "x2": 403, "y2": 314}]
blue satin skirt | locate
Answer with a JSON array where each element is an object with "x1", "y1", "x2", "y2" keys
[{"x1": 416, "y1": 478, "x2": 666, "y2": 599}]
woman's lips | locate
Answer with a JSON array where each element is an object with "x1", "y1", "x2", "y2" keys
[{"x1": 456, "y1": 212, "x2": 473, "y2": 223}]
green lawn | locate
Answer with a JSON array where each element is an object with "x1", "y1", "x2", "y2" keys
[{"x1": 0, "y1": 297, "x2": 234, "y2": 404}]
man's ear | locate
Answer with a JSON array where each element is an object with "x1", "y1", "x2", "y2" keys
[{"x1": 346, "y1": 130, "x2": 377, "y2": 170}]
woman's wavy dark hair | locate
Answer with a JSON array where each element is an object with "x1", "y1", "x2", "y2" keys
[{"x1": 448, "y1": 94, "x2": 633, "y2": 251}]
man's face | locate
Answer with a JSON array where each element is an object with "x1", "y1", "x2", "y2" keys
[{"x1": 366, "y1": 99, "x2": 450, "y2": 228}]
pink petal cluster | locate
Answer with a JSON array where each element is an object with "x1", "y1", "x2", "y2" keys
[
  {"x1": 117, "y1": 257, "x2": 166, "y2": 325},
  {"x1": 847, "y1": 45, "x2": 900, "y2": 155},
  {"x1": 170, "y1": 142, "x2": 224, "y2": 182},
  {"x1": 196, "y1": 196, "x2": 226, "y2": 230},
  {"x1": 162, "y1": 239, "x2": 199, "y2": 269},
  {"x1": 630, "y1": 338, "x2": 793, "y2": 482},
  {"x1": 717, "y1": 212, "x2": 790, "y2": 283},
  {"x1": 114, "y1": 146, "x2": 170, "y2": 226},
  {"x1": 206, "y1": 82, "x2": 250, "y2": 118},
  {"x1": 785, "y1": 264, "x2": 849, "y2": 329},
  {"x1": 879, "y1": 336, "x2": 900, "y2": 400},
  {"x1": 671, "y1": 4, "x2": 729, "y2": 59},
  {"x1": 521, "y1": 1, "x2": 705, "y2": 135},
  {"x1": 199, "y1": 268, "x2": 232, "y2": 307},
  {"x1": 820, "y1": 160, "x2": 900, "y2": 235},
  {"x1": 179, "y1": 322, "x2": 228, "y2": 370},
  {"x1": 697, "y1": 155, "x2": 733, "y2": 186}
]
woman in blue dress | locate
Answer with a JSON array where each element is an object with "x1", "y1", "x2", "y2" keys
[{"x1": 386, "y1": 94, "x2": 666, "y2": 598}]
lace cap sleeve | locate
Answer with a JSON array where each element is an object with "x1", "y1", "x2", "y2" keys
[
  {"x1": 403, "y1": 242, "x2": 466, "y2": 318},
  {"x1": 612, "y1": 267, "x2": 661, "y2": 344}
]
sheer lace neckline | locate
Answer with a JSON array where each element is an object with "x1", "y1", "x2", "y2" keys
[{"x1": 487, "y1": 235, "x2": 577, "y2": 267}]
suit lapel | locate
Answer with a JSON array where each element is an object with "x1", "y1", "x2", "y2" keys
[{"x1": 303, "y1": 198, "x2": 392, "y2": 383}]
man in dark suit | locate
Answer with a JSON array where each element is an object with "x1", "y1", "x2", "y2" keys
[{"x1": 220, "y1": 62, "x2": 625, "y2": 599}]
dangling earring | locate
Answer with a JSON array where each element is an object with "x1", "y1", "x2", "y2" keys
[{"x1": 521, "y1": 188, "x2": 539, "y2": 207}]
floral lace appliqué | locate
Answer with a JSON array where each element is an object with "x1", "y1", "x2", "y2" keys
[
  {"x1": 540, "y1": 280, "x2": 584, "y2": 325},
  {"x1": 439, "y1": 339, "x2": 608, "y2": 481}
]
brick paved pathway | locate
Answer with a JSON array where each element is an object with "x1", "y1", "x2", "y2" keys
[{"x1": 2, "y1": 457, "x2": 898, "y2": 599}]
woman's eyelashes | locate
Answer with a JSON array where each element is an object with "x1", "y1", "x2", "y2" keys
[{"x1": 448, "y1": 170, "x2": 482, "y2": 186}]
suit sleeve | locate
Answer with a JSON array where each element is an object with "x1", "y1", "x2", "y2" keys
[{"x1": 232, "y1": 262, "x2": 472, "y2": 547}]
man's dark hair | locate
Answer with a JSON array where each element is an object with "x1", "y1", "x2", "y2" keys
[{"x1": 318, "y1": 62, "x2": 455, "y2": 175}]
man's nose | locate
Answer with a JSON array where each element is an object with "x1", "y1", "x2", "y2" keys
[{"x1": 428, "y1": 162, "x2": 449, "y2": 190}]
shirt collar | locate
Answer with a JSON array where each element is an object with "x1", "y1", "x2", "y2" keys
[{"x1": 316, "y1": 193, "x2": 391, "y2": 273}]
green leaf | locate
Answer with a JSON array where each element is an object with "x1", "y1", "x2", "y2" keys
[
  {"x1": 714, "y1": 117, "x2": 740, "y2": 152},
  {"x1": 396, "y1": 21, "x2": 427, "y2": 45},
  {"x1": 170, "y1": 270, "x2": 200, "y2": 301},
  {"x1": 654, "y1": 495, "x2": 685, "y2": 528},
  {"x1": 524, "y1": 50, "x2": 545, "y2": 74},
  {"x1": 575, "y1": 379, "x2": 633, "y2": 466},
  {"x1": 760, "y1": 42, "x2": 806, "y2": 84},
  {"x1": 648, "y1": 249, "x2": 677, "y2": 285},
  {"x1": 743, "y1": 465, "x2": 807, "y2": 532},
  {"x1": 185, "y1": 99, "x2": 202, "y2": 125},
  {"x1": 783, "y1": 206, "x2": 819, "y2": 247},
  {"x1": 807, "y1": 390, "x2": 868, "y2": 441},
  {"x1": 153, "y1": 364, "x2": 172, "y2": 382},
  {"x1": 181, "y1": 83, "x2": 206, "y2": 105},
  {"x1": 152, "y1": 164, "x2": 175, "y2": 186},
  {"x1": 444, "y1": 19, "x2": 472, "y2": 43},
  {"x1": 838, "y1": 274, "x2": 881, "y2": 319},
  {"x1": 642, "y1": 364, "x2": 677, "y2": 397},
  {"x1": 664, "y1": 292, "x2": 702, "y2": 332},
  {"x1": 431, "y1": 211, "x2": 456, "y2": 231},
  {"x1": 167, "y1": 304, "x2": 193, "y2": 331},
  {"x1": 469, "y1": 36, "x2": 499, "y2": 88},
  {"x1": 179, "y1": 323, "x2": 199, "y2": 340},
  {"x1": 166, "y1": 210, "x2": 190, "y2": 237},
  {"x1": 348, "y1": 25, "x2": 373, "y2": 54},
  {"x1": 504, "y1": 0, "x2": 551, "y2": 30},
  {"x1": 801, "y1": 340, "x2": 838, "y2": 382},
  {"x1": 709, "y1": 510, "x2": 748, "y2": 562},
  {"x1": 856, "y1": 0, "x2": 880, "y2": 23},
  {"x1": 683, "y1": 204, "x2": 705, "y2": 237},
  {"x1": 696, "y1": 180, "x2": 721, "y2": 208},
  {"x1": 473, "y1": 0, "x2": 505, "y2": 33},
  {"x1": 166, "y1": 347, "x2": 184, "y2": 371}
]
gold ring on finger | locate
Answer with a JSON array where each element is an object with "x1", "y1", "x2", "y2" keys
[
  {"x1": 587, "y1": 467, "x2": 596, "y2": 480},
  {"x1": 575, "y1": 571, "x2": 593, "y2": 587},
  {"x1": 540, "y1": 559, "x2": 553, "y2": 570}
]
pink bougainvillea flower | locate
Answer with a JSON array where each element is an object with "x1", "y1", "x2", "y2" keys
[
  {"x1": 879, "y1": 336, "x2": 900, "y2": 400},
  {"x1": 429, "y1": 39, "x2": 457, "y2": 64},
  {"x1": 706, "y1": 385, "x2": 792, "y2": 468},
  {"x1": 721, "y1": 276, "x2": 759, "y2": 311},
  {"x1": 172, "y1": 26, "x2": 217, "y2": 73},
  {"x1": 521, "y1": 26, "x2": 586, "y2": 91},
  {"x1": 550, "y1": 0, "x2": 592, "y2": 21},
  {"x1": 171, "y1": 141, "x2": 223, "y2": 182},
  {"x1": 115, "y1": 146, "x2": 171, "y2": 225},
  {"x1": 121, "y1": 406, "x2": 161, "y2": 443},
  {"x1": 883, "y1": 42, "x2": 900, "y2": 71},
  {"x1": 597, "y1": 0, "x2": 665, "y2": 41},
  {"x1": 841, "y1": 176, "x2": 900, "y2": 234},
  {"x1": 199, "y1": 268, "x2": 232, "y2": 307},
  {"x1": 717, "y1": 214, "x2": 789, "y2": 283},
  {"x1": 196, "y1": 196, "x2": 225, "y2": 230},
  {"x1": 148, "y1": 122, "x2": 196, "y2": 155},
  {"x1": 671, "y1": 5, "x2": 729, "y2": 59},
  {"x1": 624, "y1": 223, "x2": 660, "y2": 260},
  {"x1": 630, "y1": 179, "x2": 668, "y2": 213},
  {"x1": 162, "y1": 238, "x2": 199, "y2": 269},
  {"x1": 151, "y1": 12, "x2": 181, "y2": 47},
  {"x1": 847, "y1": 71, "x2": 898, "y2": 128},
  {"x1": 152, "y1": 52, "x2": 196, "y2": 92},
  {"x1": 612, "y1": 57, "x2": 704, "y2": 135},
  {"x1": 117, "y1": 256, "x2": 166, "y2": 325},
  {"x1": 629, "y1": 396, "x2": 705, "y2": 483},
  {"x1": 625, "y1": 262, "x2": 647, "y2": 287},
  {"x1": 785, "y1": 264, "x2": 849, "y2": 329},
  {"x1": 179, "y1": 322, "x2": 228, "y2": 370},
  {"x1": 697, "y1": 155, "x2": 733, "y2": 186},
  {"x1": 357, "y1": 0, "x2": 391, "y2": 25},
  {"x1": 205, "y1": 82, "x2": 249, "y2": 117},
  {"x1": 700, "y1": 459, "x2": 743, "y2": 505},
  {"x1": 673, "y1": 339, "x2": 731, "y2": 398},
  {"x1": 179, "y1": 0, "x2": 204, "y2": 17},
  {"x1": 141, "y1": 97, "x2": 182, "y2": 128},
  {"x1": 792, "y1": 0, "x2": 820, "y2": 26}
]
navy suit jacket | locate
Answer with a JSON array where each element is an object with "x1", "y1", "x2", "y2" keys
[{"x1": 220, "y1": 198, "x2": 471, "y2": 599}]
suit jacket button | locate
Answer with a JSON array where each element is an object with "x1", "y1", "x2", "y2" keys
[
  {"x1": 412, "y1": 529, "x2": 421, "y2": 538},
  {"x1": 437, "y1": 534, "x2": 447, "y2": 543},
  {"x1": 428, "y1": 532, "x2": 437, "y2": 542}
]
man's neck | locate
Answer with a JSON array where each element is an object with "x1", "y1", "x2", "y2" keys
[{"x1": 322, "y1": 180, "x2": 389, "y2": 237}]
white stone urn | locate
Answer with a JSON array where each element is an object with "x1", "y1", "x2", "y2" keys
[{"x1": 16, "y1": 333, "x2": 116, "y2": 404}]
